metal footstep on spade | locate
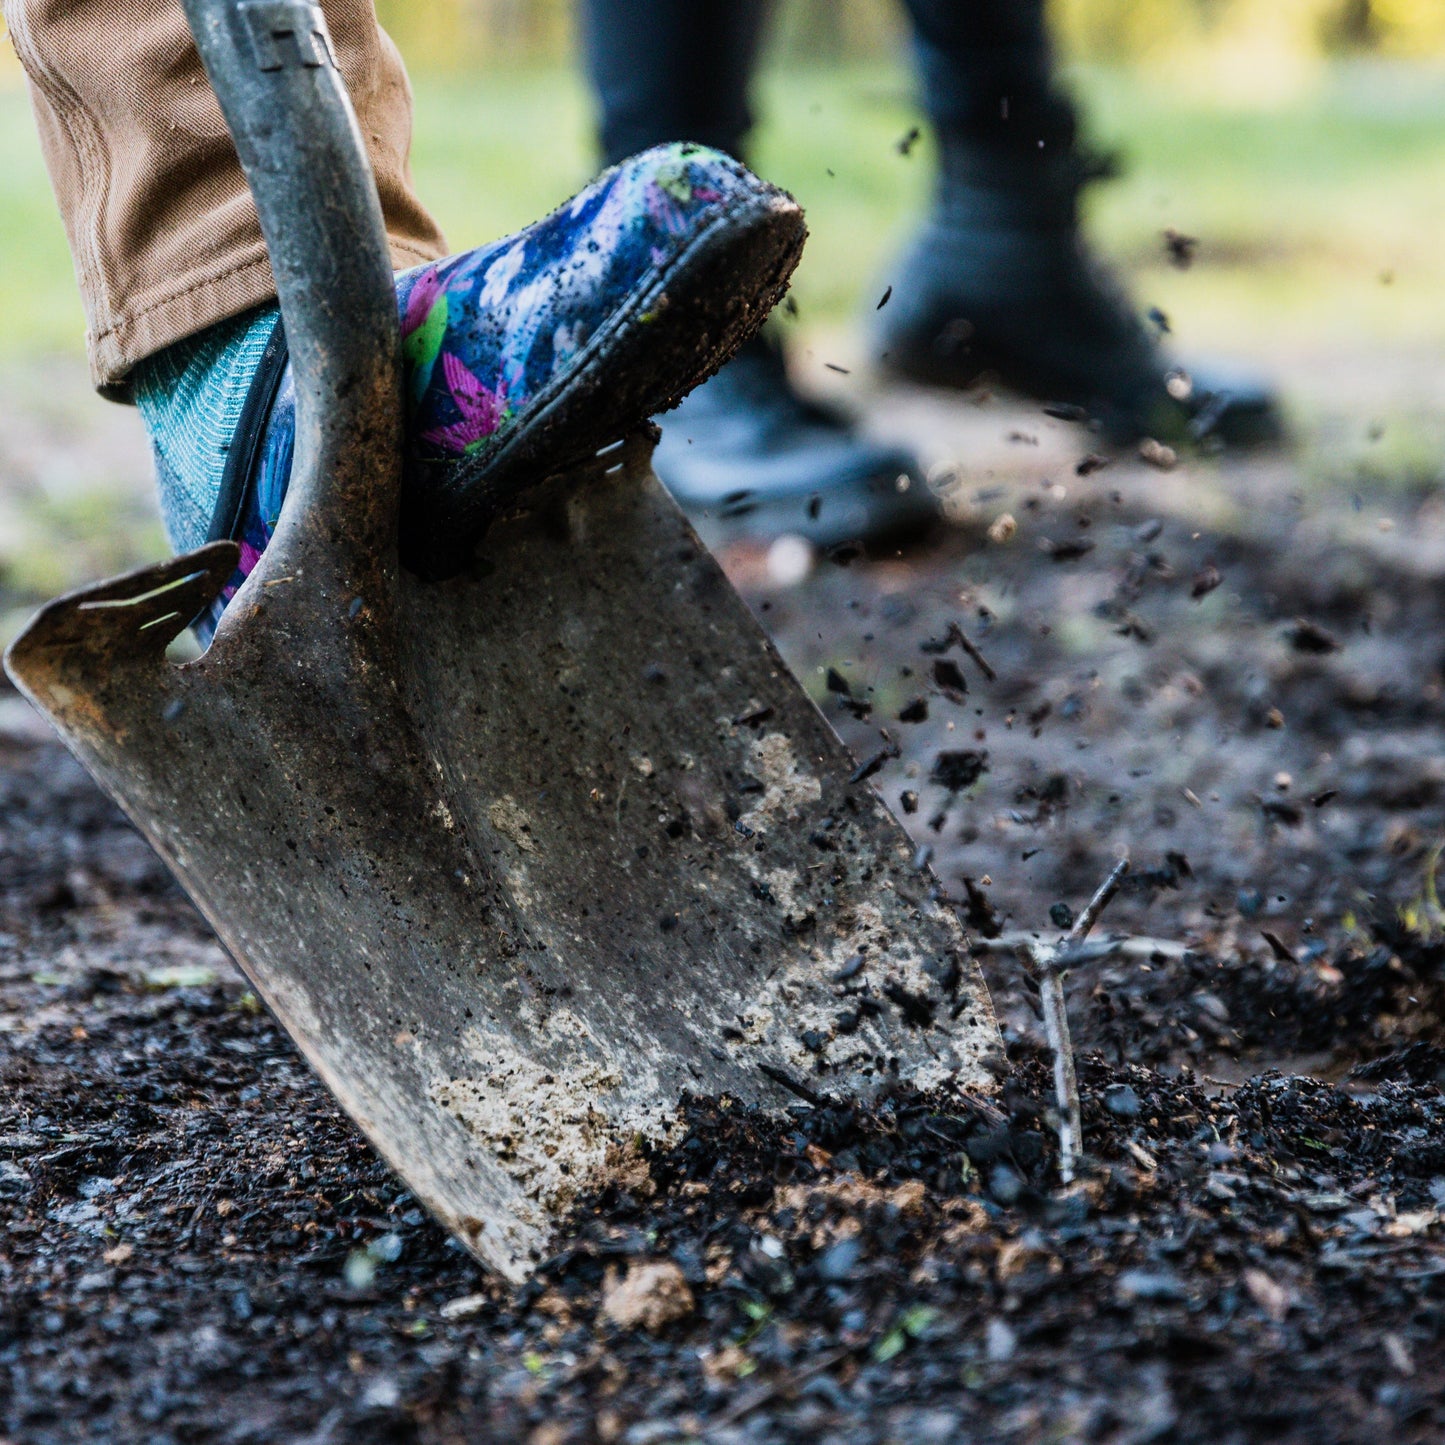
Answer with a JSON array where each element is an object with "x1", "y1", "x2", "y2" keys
[{"x1": 4, "y1": 0, "x2": 1001, "y2": 1279}]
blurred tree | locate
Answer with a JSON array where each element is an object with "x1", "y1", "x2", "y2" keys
[
  {"x1": 781, "y1": 0, "x2": 847, "y2": 60},
  {"x1": 5, "y1": 0, "x2": 1442, "y2": 79},
  {"x1": 1369, "y1": 0, "x2": 1445, "y2": 53},
  {"x1": 1327, "y1": 0, "x2": 1378, "y2": 47},
  {"x1": 770, "y1": 0, "x2": 903, "y2": 63},
  {"x1": 372, "y1": 0, "x2": 904, "y2": 71},
  {"x1": 376, "y1": 0, "x2": 570, "y2": 69},
  {"x1": 1053, "y1": 0, "x2": 1445, "y2": 58}
]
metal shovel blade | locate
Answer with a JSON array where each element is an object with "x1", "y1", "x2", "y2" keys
[{"x1": 4, "y1": 0, "x2": 1000, "y2": 1280}]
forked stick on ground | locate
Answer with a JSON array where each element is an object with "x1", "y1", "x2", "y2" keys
[{"x1": 1015, "y1": 859, "x2": 1131, "y2": 1183}]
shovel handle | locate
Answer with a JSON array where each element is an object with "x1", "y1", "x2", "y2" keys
[{"x1": 180, "y1": 0, "x2": 402, "y2": 569}]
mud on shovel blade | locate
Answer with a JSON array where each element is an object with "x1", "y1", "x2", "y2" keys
[{"x1": 3, "y1": 0, "x2": 1001, "y2": 1279}]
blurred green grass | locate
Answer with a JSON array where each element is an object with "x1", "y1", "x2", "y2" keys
[{"x1": 3, "y1": 58, "x2": 1445, "y2": 358}]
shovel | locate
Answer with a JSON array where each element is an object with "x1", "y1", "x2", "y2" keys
[{"x1": 4, "y1": 0, "x2": 1001, "y2": 1279}]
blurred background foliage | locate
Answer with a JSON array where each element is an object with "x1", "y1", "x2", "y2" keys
[
  {"x1": 1053, "y1": 0, "x2": 1445, "y2": 61},
  {"x1": 1, "y1": 0, "x2": 1444, "y2": 607},
  {"x1": 2, "y1": 0, "x2": 1444, "y2": 370},
  {"x1": 363, "y1": 0, "x2": 1445, "y2": 69}
]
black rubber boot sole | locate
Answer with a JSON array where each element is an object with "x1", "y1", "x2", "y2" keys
[{"x1": 399, "y1": 195, "x2": 808, "y2": 580}]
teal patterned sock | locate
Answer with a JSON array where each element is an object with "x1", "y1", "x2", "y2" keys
[{"x1": 133, "y1": 304, "x2": 282, "y2": 554}]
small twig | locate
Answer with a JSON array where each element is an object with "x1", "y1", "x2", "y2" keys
[
  {"x1": 759, "y1": 1062, "x2": 829, "y2": 1108},
  {"x1": 712, "y1": 1347, "x2": 853, "y2": 1427},
  {"x1": 953, "y1": 625, "x2": 998, "y2": 683},
  {"x1": 1037, "y1": 964, "x2": 1081, "y2": 1183},
  {"x1": 1070, "y1": 859, "x2": 1131, "y2": 945},
  {"x1": 971, "y1": 932, "x2": 1187, "y2": 963},
  {"x1": 1016, "y1": 859, "x2": 1130, "y2": 1184}
]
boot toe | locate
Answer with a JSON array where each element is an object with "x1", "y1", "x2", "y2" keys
[{"x1": 653, "y1": 343, "x2": 940, "y2": 550}]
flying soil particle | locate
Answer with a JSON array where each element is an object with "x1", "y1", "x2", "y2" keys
[
  {"x1": 931, "y1": 750, "x2": 988, "y2": 792},
  {"x1": 931, "y1": 659, "x2": 968, "y2": 699},
  {"x1": 1190, "y1": 563, "x2": 1223, "y2": 600},
  {"x1": 1164, "y1": 227, "x2": 1199, "y2": 267}
]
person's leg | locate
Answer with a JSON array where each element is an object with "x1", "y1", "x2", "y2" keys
[
  {"x1": 579, "y1": 0, "x2": 937, "y2": 549},
  {"x1": 879, "y1": 0, "x2": 1279, "y2": 445},
  {"x1": 7, "y1": 0, "x2": 806, "y2": 610},
  {"x1": 903, "y1": 1, "x2": 1066, "y2": 143}
]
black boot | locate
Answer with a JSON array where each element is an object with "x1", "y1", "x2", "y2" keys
[
  {"x1": 652, "y1": 332, "x2": 936, "y2": 550},
  {"x1": 878, "y1": 0, "x2": 1281, "y2": 447}
]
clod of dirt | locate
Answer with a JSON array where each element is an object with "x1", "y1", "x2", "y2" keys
[
  {"x1": 1190, "y1": 561, "x2": 1223, "y2": 598},
  {"x1": 601, "y1": 1259, "x2": 695, "y2": 1332},
  {"x1": 1040, "y1": 536, "x2": 1097, "y2": 562},
  {"x1": 931, "y1": 749, "x2": 988, "y2": 791},
  {"x1": 1287, "y1": 616, "x2": 1343, "y2": 654},
  {"x1": 931, "y1": 658, "x2": 968, "y2": 698},
  {"x1": 1139, "y1": 437, "x2": 1178, "y2": 468},
  {"x1": 1164, "y1": 227, "x2": 1200, "y2": 267}
]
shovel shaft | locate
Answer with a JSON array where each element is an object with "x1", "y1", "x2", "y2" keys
[{"x1": 179, "y1": 0, "x2": 402, "y2": 568}]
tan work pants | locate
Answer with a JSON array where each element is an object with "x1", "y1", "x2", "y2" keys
[{"x1": 3, "y1": 0, "x2": 448, "y2": 396}]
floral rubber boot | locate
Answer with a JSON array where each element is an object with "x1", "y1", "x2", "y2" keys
[{"x1": 136, "y1": 142, "x2": 806, "y2": 636}]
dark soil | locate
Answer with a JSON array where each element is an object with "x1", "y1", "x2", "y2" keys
[
  {"x1": 735, "y1": 433, "x2": 1445, "y2": 1079},
  {"x1": 4, "y1": 416, "x2": 1445, "y2": 1443}
]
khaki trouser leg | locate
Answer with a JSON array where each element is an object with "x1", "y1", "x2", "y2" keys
[{"x1": 3, "y1": 0, "x2": 448, "y2": 396}]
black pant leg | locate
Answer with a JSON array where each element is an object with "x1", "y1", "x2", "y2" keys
[
  {"x1": 579, "y1": 0, "x2": 771, "y2": 166},
  {"x1": 899, "y1": 0, "x2": 1073, "y2": 146}
]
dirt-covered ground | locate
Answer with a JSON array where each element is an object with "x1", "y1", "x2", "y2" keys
[{"x1": 3, "y1": 363, "x2": 1445, "y2": 1443}]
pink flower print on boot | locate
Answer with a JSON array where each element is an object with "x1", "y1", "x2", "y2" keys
[{"x1": 421, "y1": 353, "x2": 508, "y2": 456}]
